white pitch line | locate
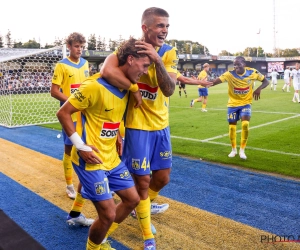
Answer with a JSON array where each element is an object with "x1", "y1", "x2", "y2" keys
[
  {"x1": 202, "y1": 114, "x2": 300, "y2": 142},
  {"x1": 171, "y1": 106, "x2": 299, "y2": 115},
  {"x1": 171, "y1": 135, "x2": 300, "y2": 157},
  {"x1": 171, "y1": 114, "x2": 300, "y2": 157}
]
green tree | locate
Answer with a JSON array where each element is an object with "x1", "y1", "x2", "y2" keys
[
  {"x1": 13, "y1": 40, "x2": 23, "y2": 48},
  {"x1": 242, "y1": 47, "x2": 259, "y2": 57},
  {"x1": 108, "y1": 39, "x2": 118, "y2": 51},
  {"x1": 0, "y1": 35, "x2": 4, "y2": 48},
  {"x1": 5, "y1": 30, "x2": 13, "y2": 48},
  {"x1": 87, "y1": 34, "x2": 96, "y2": 50},
  {"x1": 22, "y1": 39, "x2": 40, "y2": 48},
  {"x1": 165, "y1": 39, "x2": 209, "y2": 55},
  {"x1": 54, "y1": 37, "x2": 64, "y2": 46},
  {"x1": 117, "y1": 35, "x2": 125, "y2": 48},
  {"x1": 97, "y1": 35, "x2": 106, "y2": 51},
  {"x1": 280, "y1": 48, "x2": 300, "y2": 57},
  {"x1": 219, "y1": 50, "x2": 233, "y2": 56},
  {"x1": 43, "y1": 43, "x2": 55, "y2": 49}
]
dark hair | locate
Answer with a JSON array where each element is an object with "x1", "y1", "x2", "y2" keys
[
  {"x1": 117, "y1": 37, "x2": 149, "y2": 66},
  {"x1": 235, "y1": 56, "x2": 246, "y2": 64},
  {"x1": 141, "y1": 7, "x2": 169, "y2": 25},
  {"x1": 65, "y1": 32, "x2": 86, "y2": 46}
]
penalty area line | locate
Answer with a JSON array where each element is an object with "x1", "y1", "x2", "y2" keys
[{"x1": 171, "y1": 135, "x2": 300, "y2": 157}]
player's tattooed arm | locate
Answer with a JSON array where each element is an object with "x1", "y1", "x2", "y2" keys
[{"x1": 155, "y1": 58, "x2": 176, "y2": 97}]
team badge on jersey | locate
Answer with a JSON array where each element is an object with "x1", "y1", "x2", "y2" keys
[
  {"x1": 84, "y1": 70, "x2": 89, "y2": 78},
  {"x1": 70, "y1": 83, "x2": 81, "y2": 94},
  {"x1": 132, "y1": 159, "x2": 140, "y2": 170},
  {"x1": 137, "y1": 82, "x2": 158, "y2": 101},
  {"x1": 100, "y1": 122, "x2": 120, "y2": 138},
  {"x1": 94, "y1": 181, "x2": 107, "y2": 195}
]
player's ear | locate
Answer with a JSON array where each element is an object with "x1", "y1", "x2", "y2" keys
[
  {"x1": 141, "y1": 24, "x2": 148, "y2": 32},
  {"x1": 127, "y1": 55, "x2": 133, "y2": 66}
]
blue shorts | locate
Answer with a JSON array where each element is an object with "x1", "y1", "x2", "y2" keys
[
  {"x1": 122, "y1": 127, "x2": 172, "y2": 176},
  {"x1": 227, "y1": 104, "x2": 252, "y2": 123},
  {"x1": 72, "y1": 161, "x2": 134, "y2": 202},
  {"x1": 198, "y1": 88, "x2": 208, "y2": 97},
  {"x1": 62, "y1": 122, "x2": 76, "y2": 146}
]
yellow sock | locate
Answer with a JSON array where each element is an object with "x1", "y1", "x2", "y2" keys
[
  {"x1": 229, "y1": 124, "x2": 237, "y2": 149},
  {"x1": 63, "y1": 153, "x2": 73, "y2": 185},
  {"x1": 136, "y1": 197, "x2": 153, "y2": 240},
  {"x1": 241, "y1": 121, "x2": 249, "y2": 149},
  {"x1": 148, "y1": 188, "x2": 159, "y2": 202},
  {"x1": 202, "y1": 104, "x2": 206, "y2": 109},
  {"x1": 104, "y1": 222, "x2": 119, "y2": 239},
  {"x1": 86, "y1": 238, "x2": 100, "y2": 250},
  {"x1": 193, "y1": 98, "x2": 199, "y2": 103},
  {"x1": 71, "y1": 193, "x2": 86, "y2": 213}
]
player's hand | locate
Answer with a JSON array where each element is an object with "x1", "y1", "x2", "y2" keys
[
  {"x1": 200, "y1": 80, "x2": 213, "y2": 87},
  {"x1": 253, "y1": 88, "x2": 261, "y2": 100},
  {"x1": 131, "y1": 90, "x2": 142, "y2": 108},
  {"x1": 116, "y1": 132, "x2": 123, "y2": 157},
  {"x1": 78, "y1": 145, "x2": 103, "y2": 164},
  {"x1": 135, "y1": 40, "x2": 160, "y2": 63}
]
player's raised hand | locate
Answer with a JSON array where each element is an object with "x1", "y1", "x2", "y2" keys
[{"x1": 135, "y1": 40, "x2": 160, "y2": 63}]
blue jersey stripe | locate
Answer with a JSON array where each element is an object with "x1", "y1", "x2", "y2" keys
[
  {"x1": 229, "y1": 69, "x2": 254, "y2": 79},
  {"x1": 97, "y1": 78, "x2": 127, "y2": 99},
  {"x1": 59, "y1": 57, "x2": 87, "y2": 69},
  {"x1": 157, "y1": 44, "x2": 173, "y2": 58}
]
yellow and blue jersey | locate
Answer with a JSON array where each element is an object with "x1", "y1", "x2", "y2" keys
[
  {"x1": 219, "y1": 67, "x2": 265, "y2": 107},
  {"x1": 68, "y1": 73, "x2": 128, "y2": 171},
  {"x1": 125, "y1": 44, "x2": 178, "y2": 131},
  {"x1": 52, "y1": 57, "x2": 89, "y2": 121},
  {"x1": 197, "y1": 70, "x2": 208, "y2": 88}
]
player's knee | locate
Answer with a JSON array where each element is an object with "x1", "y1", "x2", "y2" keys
[{"x1": 241, "y1": 120, "x2": 249, "y2": 130}]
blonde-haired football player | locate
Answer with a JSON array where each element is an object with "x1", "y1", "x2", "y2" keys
[
  {"x1": 51, "y1": 32, "x2": 89, "y2": 199},
  {"x1": 190, "y1": 63, "x2": 211, "y2": 112}
]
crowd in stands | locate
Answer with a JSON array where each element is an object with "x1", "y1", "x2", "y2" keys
[{"x1": 0, "y1": 71, "x2": 53, "y2": 92}]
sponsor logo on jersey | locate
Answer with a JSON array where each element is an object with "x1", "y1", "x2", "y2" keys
[
  {"x1": 74, "y1": 90, "x2": 86, "y2": 102},
  {"x1": 242, "y1": 107, "x2": 251, "y2": 113},
  {"x1": 100, "y1": 122, "x2": 120, "y2": 138},
  {"x1": 137, "y1": 82, "x2": 158, "y2": 101},
  {"x1": 120, "y1": 170, "x2": 130, "y2": 179},
  {"x1": 132, "y1": 159, "x2": 140, "y2": 170},
  {"x1": 233, "y1": 86, "x2": 250, "y2": 95},
  {"x1": 53, "y1": 75, "x2": 57, "y2": 81},
  {"x1": 70, "y1": 83, "x2": 81, "y2": 94},
  {"x1": 94, "y1": 181, "x2": 106, "y2": 195},
  {"x1": 84, "y1": 70, "x2": 89, "y2": 77},
  {"x1": 160, "y1": 151, "x2": 172, "y2": 159}
]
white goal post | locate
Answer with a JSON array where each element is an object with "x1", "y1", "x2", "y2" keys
[{"x1": 0, "y1": 47, "x2": 65, "y2": 128}]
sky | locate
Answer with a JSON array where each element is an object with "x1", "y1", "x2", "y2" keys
[{"x1": 1, "y1": 0, "x2": 299, "y2": 55}]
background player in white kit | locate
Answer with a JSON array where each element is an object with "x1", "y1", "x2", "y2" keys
[
  {"x1": 291, "y1": 63, "x2": 300, "y2": 103},
  {"x1": 282, "y1": 66, "x2": 291, "y2": 92},
  {"x1": 270, "y1": 70, "x2": 279, "y2": 91}
]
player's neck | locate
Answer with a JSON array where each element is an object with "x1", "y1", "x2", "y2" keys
[{"x1": 68, "y1": 55, "x2": 80, "y2": 63}]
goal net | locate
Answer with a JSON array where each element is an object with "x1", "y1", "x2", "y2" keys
[{"x1": 0, "y1": 47, "x2": 64, "y2": 128}]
